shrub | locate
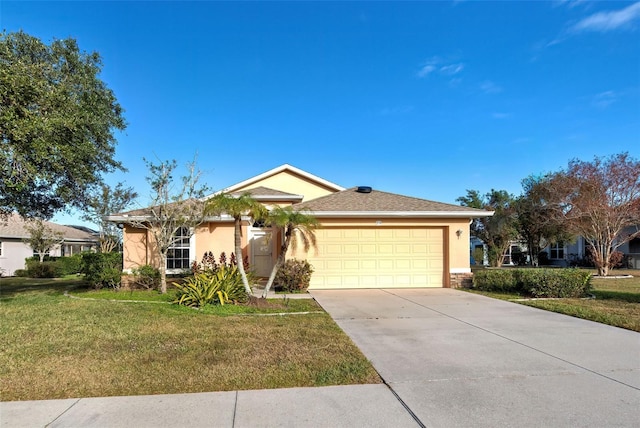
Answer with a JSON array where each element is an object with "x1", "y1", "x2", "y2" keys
[
  {"x1": 472, "y1": 268, "x2": 592, "y2": 298},
  {"x1": 174, "y1": 265, "x2": 247, "y2": 307},
  {"x1": 131, "y1": 265, "x2": 161, "y2": 290},
  {"x1": 55, "y1": 254, "x2": 84, "y2": 276},
  {"x1": 82, "y1": 252, "x2": 123, "y2": 289},
  {"x1": 25, "y1": 259, "x2": 61, "y2": 278},
  {"x1": 521, "y1": 269, "x2": 592, "y2": 298},
  {"x1": 538, "y1": 251, "x2": 550, "y2": 266},
  {"x1": 472, "y1": 269, "x2": 518, "y2": 292},
  {"x1": 13, "y1": 269, "x2": 28, "y2": 277},
  {"x1": 275, "y1": 259, "x2": 314, "y2": 293}
]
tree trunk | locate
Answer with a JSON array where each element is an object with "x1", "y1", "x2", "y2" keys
[
  {"x1": 234, "y1": 218, "x2": 252, "y2": 295},
  {"x1": 38, "y1": 253, "x2": 45, "y2": 263},
  {"x1": 262, "y1": 235, "x2": 290, "y2": 298},
  {"x1": 160, "y1": 253, "x2": 168, "y2": 293}
]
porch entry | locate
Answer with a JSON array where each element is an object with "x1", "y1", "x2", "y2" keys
[{"x1": 250, "y1": 227, "x2": 275, "y2": 277}]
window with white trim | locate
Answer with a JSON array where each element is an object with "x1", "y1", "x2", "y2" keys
[
  {"x1": 166, "y1": 227, "x2": 190, "y2": 269},
  {"x1": 550, "y1": 242, "x2": 564, "y2": 260}
]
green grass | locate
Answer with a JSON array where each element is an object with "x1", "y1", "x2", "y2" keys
[
  {"x1": 467, "y1": 269, "x2": 640, "y2": 332},
  {"x1": 0, "y1": 278, "x2": 381, "y2": 401}
]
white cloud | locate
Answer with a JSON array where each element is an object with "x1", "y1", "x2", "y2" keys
[
  {"x1": 591, "y1": 90, "x2": 618, "y2": 108},
  {"x1": 570, "y1": 2, "x2": 640, "y2": 33},
  {"x1": 416, "y1": 57, "x2": 464, "y2": 78},
  {"x1": 554, "y1": 0, "x2": 588, "y2": 9},
  {"x1": 440, "y1": 63, "x2": 464, "y2": 75},
  {"x1": 417, "y1": 65, "x2": 436, "y2": 78},
  {"x1": 480, "y1": 80, "x2": 502, "y2": 94}
]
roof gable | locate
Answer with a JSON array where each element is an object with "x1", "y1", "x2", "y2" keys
[
  {"x1": 206, "y1": 164, "x2": 345, "y2": 202},
  {"x1": 295, "y1": 187, "x2": 493, "y2": 218}
]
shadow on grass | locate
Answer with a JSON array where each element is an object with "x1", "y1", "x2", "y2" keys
[
  {"x1": 591, "y1": 289, "x2": 640, "y2": 303},
  {"x1": 0, "y1": 277, "x2": 89, "y2": 301}
]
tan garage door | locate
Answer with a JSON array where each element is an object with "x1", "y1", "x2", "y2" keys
[{"x1": 307, "y1": 227, "x2": 444, "y2": 289}]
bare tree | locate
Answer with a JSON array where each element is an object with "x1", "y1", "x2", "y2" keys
[
  {"x1": 125, "y1": 157, "x2": 208, "y2": 293},
  {"x1": 82, "y1": 183, "x2": 137, "y2": 253},
  {"x1": 547, "y1": 153, "x2": 640, "y2": 276},
  {"x1": 23, "y1": 219, "x2": 64, "y2": 263}
]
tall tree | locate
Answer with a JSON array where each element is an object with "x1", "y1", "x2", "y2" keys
[
  {"x1": 546, "y1": 153, "x2": 640, "y2": 276},
  {"x1": 457, "y1": 189, "x2": 518, "y2": 267},
  {"x1": 514, "y1": 175, "x2": 569, "y2": 266},
  {"x1": 206, "y1": 193, "x2": 267, "y2": 295},
  {"x1": 82, "y1": 183, "x2": 137, "y2": 253},
  {"x1": 261, "y1": 206, "x2": 318, "y2": 298},
  {"x1": 125, "y1": 158, "x2": 208, "y2": 293},
  {"x1": 0, "y1": 31, "x2": 126, "y2": 219},
  {"x1": 23, "y1": 219, "x2": 64, "y2": 263}
]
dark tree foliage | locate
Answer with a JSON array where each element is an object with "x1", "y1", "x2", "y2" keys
[
  {"x1": 514, "y1": 175, "x2": 569, "y2": 266},
  {"x1": 457, "y1": 189, "x2": 518, "y2": 267},
  {"x1": 0, "y1": 31, "x2": 126, "y2": 218}
]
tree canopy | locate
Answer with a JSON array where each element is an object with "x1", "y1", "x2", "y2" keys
[
  {"x1": 546, "y1": 153, "x2": 640, "y2": 276},
  {"x1": 0, "y1": 31, "x2": 126, "y2": 218},
  {"x1": 457, "y1": 189, "x2": 517, "y2": 267}
]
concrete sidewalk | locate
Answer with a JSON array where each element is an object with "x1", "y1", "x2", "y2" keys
[{"x1": 1, "y1": 384, "x2": 419, "y2": 428}]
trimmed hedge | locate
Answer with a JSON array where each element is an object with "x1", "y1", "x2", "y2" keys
[{"x1": 473, "y1": 268, "x2": 592, "y2": 298}]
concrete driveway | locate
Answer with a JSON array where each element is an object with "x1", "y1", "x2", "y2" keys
[{"x1": 311, "y1": 288, "x2": 640, "y2": 427}]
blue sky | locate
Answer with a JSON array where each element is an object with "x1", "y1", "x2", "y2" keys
[{"x1": 3, "y1": 1, "x2": 639, "y2": 227}]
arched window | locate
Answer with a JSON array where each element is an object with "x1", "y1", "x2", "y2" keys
[{"x1": 167, "y1": 227, "x2": 190, "y2": 269}]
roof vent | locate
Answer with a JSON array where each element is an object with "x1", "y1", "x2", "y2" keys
[{"x1": 356, "y1": 186, "x2": 372, "y2": 193}]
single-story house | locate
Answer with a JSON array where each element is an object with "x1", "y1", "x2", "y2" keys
[
  {"x1": 544, "y1": 227, "x2": 640, "y2": 269},
  {"x1": 109, "y1": 164, "x2": 493, "y2": 289},
  {"x1": 0, "y1": 213, "x2": 99, "y2": 276}
]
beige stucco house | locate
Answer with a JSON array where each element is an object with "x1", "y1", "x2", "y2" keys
[{"x1": 110, "y1": 164, "x2": 492, "y2": 289}]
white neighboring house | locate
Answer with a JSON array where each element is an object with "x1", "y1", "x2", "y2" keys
[{"x1": 0, "y1": 213, "x2": 98, "y2": 276}]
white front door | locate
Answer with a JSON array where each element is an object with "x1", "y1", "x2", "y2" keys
[{"x1": 250, "y1": 228, "x2": 274, "y2": 277}]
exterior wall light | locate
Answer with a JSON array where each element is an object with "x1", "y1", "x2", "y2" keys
[{"x1": 456, "y1": 229, "x2": 463, "y2": 238}]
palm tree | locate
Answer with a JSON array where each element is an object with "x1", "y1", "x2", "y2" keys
[
  {"x1": 206, "y1": 192, "x2": 267, "y2": 295},
  {"x1": 262, "y1": 206, "x2": 319, "y2": 298}
]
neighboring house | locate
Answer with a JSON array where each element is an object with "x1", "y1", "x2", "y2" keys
[
  {"x1": 0, "y1": 213, "x2": 98, "y2": 276},
  {"x1": 108, "y1": 164, "x2": 492, "y2": 289},
  {"x1": 543, "y1": 226, "x2": 640, "y2": 269}
]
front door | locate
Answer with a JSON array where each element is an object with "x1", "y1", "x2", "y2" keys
[{"x1": 250, "y1": 228, "x2": 274, "y2": 277}]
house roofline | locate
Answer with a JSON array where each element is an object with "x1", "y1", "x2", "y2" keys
[
  {"x1": 203, "y1": 164, "x2": 345, "y2": 199},
  {"x1": 300, "y1": 210, "x2": 495, "y2": 218}
]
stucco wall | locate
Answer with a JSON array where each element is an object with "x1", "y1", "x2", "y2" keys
[
  {"x1": 0, "y1": 240, "x2": 34, "y2": 276},
  {"x1": 235, "y1": 170, "x2": 337, "y2": 202}
]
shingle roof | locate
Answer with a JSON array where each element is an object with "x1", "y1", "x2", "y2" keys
[
  {"x1": 294, "y1": 187, "x2": 492, "y2": 217},
  {"x1": 231, "y1": 186, "x2": 303, "y2": 199},
  {"x1": 0, "y1": 213, "x2": 99, "y2": 241}
]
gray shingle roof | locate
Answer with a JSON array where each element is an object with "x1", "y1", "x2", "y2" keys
[
  {"x1": 0, "y1": 213, "x2": 98, "y2": 241},
  {"x1": 294, "y1": 187, "x2": 491, "y2": 217},
  {"x1": 231, "y1": 186, "x2": 302, "y2": 199}
]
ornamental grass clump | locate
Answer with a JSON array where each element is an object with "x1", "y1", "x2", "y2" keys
[{"x1": 174, "y1": 265, "x2": 248, "y2": 308}]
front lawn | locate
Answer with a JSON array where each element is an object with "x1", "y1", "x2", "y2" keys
[
  {"x1": 468, "y1": 269, "x2": 640, "y2": 332},
  {"x1": 0, "y1": 278, "x2": 381, "y2": 401}
]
